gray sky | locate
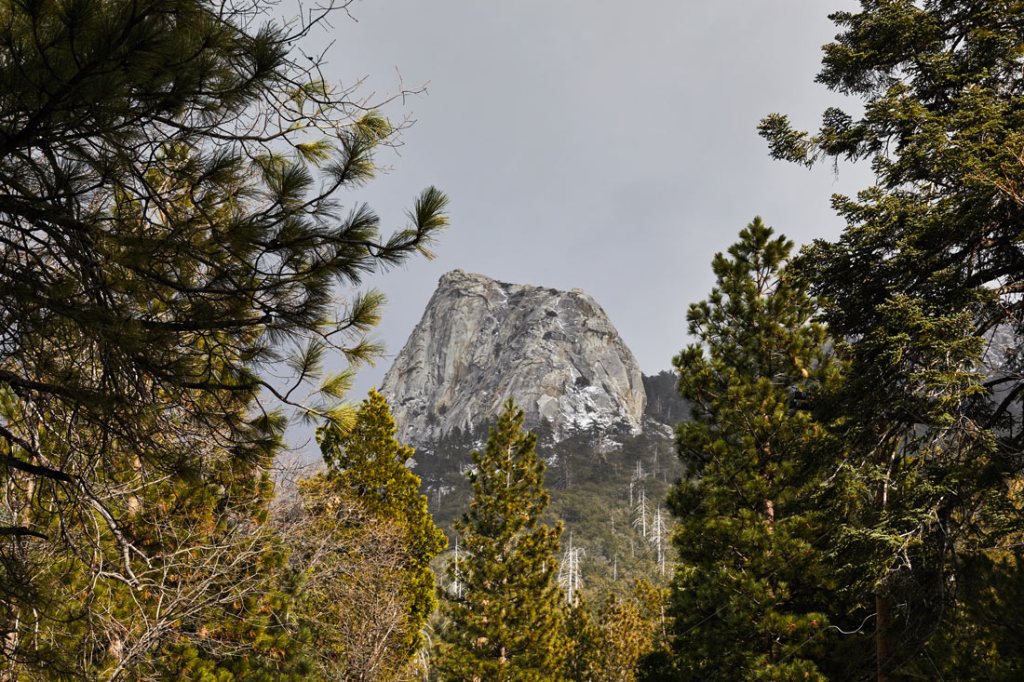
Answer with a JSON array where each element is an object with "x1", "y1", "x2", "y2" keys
[{"x1": 306, "y1": 1, "x2": 871, "y2": 396}]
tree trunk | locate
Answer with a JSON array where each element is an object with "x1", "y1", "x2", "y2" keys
[
  {"x1": 875, "y1": 592, "x2": 893, "y2": 682},
  {"x1": 875, "y1": 457, "x2": 894, "y2": 682}
]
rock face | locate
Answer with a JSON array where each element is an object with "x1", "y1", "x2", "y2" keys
[{"x1": 380, "y1": 270, "x2": 647, "y2": 443}]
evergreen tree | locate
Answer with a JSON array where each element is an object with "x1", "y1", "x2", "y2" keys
[
  {"x1": 564, "y1": 600, "x2": 602, "y2": 681},
  {"x1": 760, "y1": 2, "x2": 1024, "y2": 675},
  {"x1": 295, "y1": 389, "x2": 446, "y2": 679},
  {"x1": 922, "y1": 548, "x2": 1024, "y2": 681},
  {"x1": 152, "y1": 531, "x2": 313, "y2": 682},
  {"x1": 569, "y1": 594, "x2": 659, "y2": 682},
  {"x1": 664, "y1": 219, "x2": 836, "y2": 680},
  {"x1": 436, "y1": 401, "x2": 570, "y2": 681},
  {"x1": 0, "y1": 0, "x2": 448, "y2": 676}
]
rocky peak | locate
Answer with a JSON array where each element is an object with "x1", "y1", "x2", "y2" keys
[{"x1": 380, "y1": 270, "x2": 647, "y2": 444}]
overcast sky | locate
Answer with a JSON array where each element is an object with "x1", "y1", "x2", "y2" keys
[{"x1": 303, "y1": 1, "x2": 872, "y2": 396}]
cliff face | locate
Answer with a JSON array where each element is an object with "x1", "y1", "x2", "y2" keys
[{"x1": 379, "y1": 270, "x2": 647, "y2": 443}]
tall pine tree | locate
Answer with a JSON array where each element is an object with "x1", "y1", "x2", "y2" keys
[
  {"x1": 760, "y1": 2, "x2": 1024, "y2": 675},
  {"x1": 291, "y1": 389, "x2": 446, "y2": 680},
  {"x1": 436, "y1": 401, "x2": 570, "y2": 681},
  {"x1": 662, "y1": 219, "x2": 836, "y2": 680}
]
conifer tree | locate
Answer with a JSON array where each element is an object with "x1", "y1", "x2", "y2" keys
[
  {"x1": 570, "y1": 593, "x2": 660, "y2": 682},
  {"x1": 292, "y1": 390, "x2": 447, "y2": 680},
  {"x1": 436, "y1": 401, "x2": 570, "y2": 681},
  {"x1": 564, "y1": 600, "x2": 602, "y2": 682},
  {"x1": 0, "y1": 0, "x2": 448, "y2": 675},
  {"x1": 664, "y1": 219, "x2": 836, "y2": 679},
  {"x1": 760, "y1": 2, "x2": 1024, "y2": 675}
]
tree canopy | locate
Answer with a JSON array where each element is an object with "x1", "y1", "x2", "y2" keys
[
  {"x1": 0, "y1": 0, "x2": 447, "y2": 676},
  {"x1": 760, "y1": 1, "x2": 1024, "y2": 677},
  {"x1": 436, "y1": 401, "x2": 570, "y2": 681},
  {"x1": 660, "y1": 219, "x2": 836, "y2": 680},
  {"x1": 284, "y1": 390, "x2": 446, "y2": 680}
]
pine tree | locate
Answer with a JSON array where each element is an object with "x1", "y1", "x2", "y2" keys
[
  {"x1": 564, "y1": 600, "x2": 602, "y2": 682},
  {"x1": 664, "y1": 219, "x2": 836, "y2": 680},
  {"x1": 436, "y1": 401, "x2": 570, "y2": 681},
  {"x1": 572, "y1": 582, "x2": 670, "y2": 682},
  {"x1": 153, "y1": 529, "x2": 314, "y2": 682},
  {"x1": 291, "y1": 390, "x2": 447, "y2": 680},
  {"x1": 760, "y1": 2, "x2": 1024, "y2": 675},
  {"x1": 590, "y1": 595, "x2": 659, "y2": 682},
  {"x1": 0, "y1": 1, "x2": 448, "y2": 675}
]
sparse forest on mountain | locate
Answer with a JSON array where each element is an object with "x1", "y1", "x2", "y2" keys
[{"x1": 1, "y1": 1, "x2": 1023, "y2": 681}]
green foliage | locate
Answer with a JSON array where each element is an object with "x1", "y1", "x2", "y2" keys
[
  {"x1": 922, "y1": 548, "x2": 1024, "y2": 681},
  {"x1": 153, "y1": 536, "x2": 313, "y2": 682},
  {"x1": 569, "y1": 586, "x2": 666, "y2": 682},
  {"x1": 564, "y1": 601, "x2": 601, "y2": 680},
  {"x1": 436, "y1": 401, "x2": 570, "y2": 681},
  {"x1": 307, "y1": 389, "x2": 447, "y2": 676},
  {"x1": 0, "y1": 0, "x2": 447, "y2": 677},
  {"x1": 664, "y1": 219, "x2": 836, "y2": 680},
  {"x1": 761, "y1": 2, "x2": 1024, "y2": 675}
]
